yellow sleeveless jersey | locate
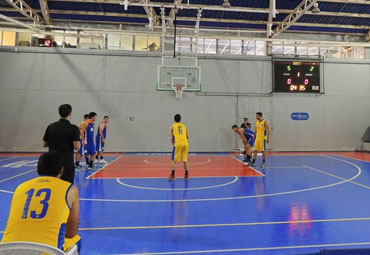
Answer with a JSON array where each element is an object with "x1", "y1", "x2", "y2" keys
[
  {"x1": 256, "y1": 119, "x2": 266, "y2": 138},
  {"x1": 78, "y1": 121, "x2": 86, "y2": 139},
  {"x1": 172, "y1": 123, "x2": 188, "y2": 144},
  {"x1": 1, "y1": 177, "x2": 72, "y2": 250}
]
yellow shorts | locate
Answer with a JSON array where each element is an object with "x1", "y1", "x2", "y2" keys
[
  {"x1": 64, "y1": 234, "x2": 81, "y2": 252},
  {"x1": 172, "y1": 143, "x2": 188, "y2": 162},
  {"x1": 254, "y1": 137, "x2": 266, "y2": 152}
]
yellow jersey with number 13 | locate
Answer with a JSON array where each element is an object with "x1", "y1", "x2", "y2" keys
[
  {"x1": 1, "y1": 176, "x2": 72, "y2": 250},
  {"x1": 172, "y1": 123, "x2": 188, "y2": 144}
]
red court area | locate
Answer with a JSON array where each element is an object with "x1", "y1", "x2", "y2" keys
[{"x1": 89, "y1": 154, "x2": 262, "y2": 179}]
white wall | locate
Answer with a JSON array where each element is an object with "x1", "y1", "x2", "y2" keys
[{"x1": 0, "y1": 48, "x2": 369, "y2": 152}]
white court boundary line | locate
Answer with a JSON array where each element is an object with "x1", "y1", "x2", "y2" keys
[
  {"x1": 79, "y1": 156, "x2": 362, "y2": 203},
  {"x1": 85, "y1": 156, "x2": 123, "y2": 179},
  {"x1": 116, "y1": 177, "x2": 238, "y2": 191},
  {"x1": 0, "y1": 157, "x2": 17, "y2": 163},
  {"x1": 144, "y1": 158, "x2": 211, "y2": 166},
  {"x1": 0, "y1": 169, "x2": 36, "y2": 184},
  {"x1": 98, "y1": 242, "x2": 370, "y2": 255},
  {"x1": 333, "y1": 153, "x2": 370, "y2": 163},
  {"x1": 231, "y1": 155, "x2": 265, "y2": 177}
]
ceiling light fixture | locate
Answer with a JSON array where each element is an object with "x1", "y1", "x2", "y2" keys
[{"x1": 222, "y1": 0, "x2": 231, "y2": 8}]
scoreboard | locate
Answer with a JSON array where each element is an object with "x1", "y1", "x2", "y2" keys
[{"x1": 273, "y1": 61, "x2": 320, "y2": 93}]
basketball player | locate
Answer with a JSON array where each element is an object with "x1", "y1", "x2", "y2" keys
[
  {"x1": 75, "y1": 114, "x2": 89, "y2": 170},
  {"x1": 169, "y1": 114, "x2": 189, "y2": 180},
  {"x1": 85, "y1": 112, "x2": 97, "y2": 169},
  {"x1": 232, "y1": 125, "x2": 254, "y2": 164},
  {"x1": 251, "y1": 112, "x2": 270, "y2": 168},
  {"x1": 1, "y1": 151, "x2": 81, "y2": 253},
  {"x1": 95, "y1": 116, "x2": 109, "y2": 164}
]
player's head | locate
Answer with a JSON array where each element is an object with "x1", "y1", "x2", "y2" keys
[
  {"x1": 83, "y1": 114, "x2": 89, "y2": 120},
  {"x1": 103, "y1": 116, "x2": 109, "y2": 123},
  {"x1": 59, "y1": 104, "x2": 72, "y2": 119},
  {"x1": 89, "y1": 112, "x2": 97, "y2": 121},
  {"x1": 256, "y1": 112, "x2": 263, "y2": 120},
  {"x1": 37, "y1": 151, "x2": 64, "y2": 178},
  {"x1": 232, "y1": 125, "x2": 238, "y2": 132},
  {"x1": 244, "y1": 117, "x2": 248, "y2": 123},
  {"x1": 174, "y1": 114, "x2": 181, "y2": 123}
]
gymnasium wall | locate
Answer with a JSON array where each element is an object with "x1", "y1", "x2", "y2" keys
[{"x1": 0, "y1": 47, "x2": 369, "y2": 152}]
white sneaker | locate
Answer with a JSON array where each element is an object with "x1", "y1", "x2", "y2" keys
[
  {"x1": 94, "y1": 159, "x2": 98, "y2": 164},
  {"x1": 99, "y1": 159, "x2": 108, "y2": 164}
]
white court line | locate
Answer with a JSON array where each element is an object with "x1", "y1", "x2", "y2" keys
[
  {"x1": 0, "y1": 157, "x2": 17, "y2": 163},
  {"x1": 80, "y1": 156, "x2": 361, "y2": 203},
  {"x1": 85, "y1": 156, "x2": 123, "y2": 179},
  {"x1": 0, "y1": 189, "x2": 13, "y2": 194},
  {"x1": 0, "y1": 169, "x2": 36, "y2": 184},
  {"x1": 98, "y1": 242, "x2": 370, "y2": 255},
  {"x1": 116, "y1": 177, "x2": 238, "y2": 191},
  {"x1": 144, "y1": 158, "x2": 211, "y2": 166},
  {"x1": 332, "y1": 153, "x2": 370, "y2": 163},
  {"x1": 231, "y1": 155, "x2": 265, "y2": 177}
]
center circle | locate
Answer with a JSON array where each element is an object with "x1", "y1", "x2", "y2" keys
[{"x1": 116, "y1": 176, "x2": 238, "y2": 191}]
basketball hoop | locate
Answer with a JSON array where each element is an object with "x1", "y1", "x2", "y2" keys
[{"x1": 172, "y1": 84, "x2": 185, "y2": 99}]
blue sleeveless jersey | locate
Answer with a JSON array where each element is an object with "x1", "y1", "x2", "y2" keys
[
  {"x1": 243, "y1": 128, "x2": 255, "y2": 143},
  {"x1": 86, "y1": 123, "x2": 94, "y2": 143},
  {"x1": 96, "y1": 124, "x2": 107, "y2": 139}
]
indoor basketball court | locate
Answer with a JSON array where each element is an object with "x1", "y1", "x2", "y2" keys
[{"x1": 1, "y1": 0, "x2": 370, "y2": 254}]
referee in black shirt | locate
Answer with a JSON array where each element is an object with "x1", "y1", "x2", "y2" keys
[{"x1": 43, "y1": 104, "x2": 80, "y2": 184}]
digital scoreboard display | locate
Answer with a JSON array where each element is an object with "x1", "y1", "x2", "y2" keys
[{"x1": 274, "y1": 61, "x2": 320, "y2": 93}]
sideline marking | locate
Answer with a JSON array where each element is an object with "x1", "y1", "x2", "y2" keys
[
  {"x1": 144, "y1": 158, "x2": 211, "y2": 166},
  {"x1": 86, "y1": 156, "x2": 122, "y2": 179},
  {"x1": 116, "y1": 177, "x2": 238, "y2": 191}
]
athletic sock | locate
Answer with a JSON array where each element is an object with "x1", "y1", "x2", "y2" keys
[
  {"x1": 171, "y1": 170, "x2": 175, "y2": 175},
  {"x1": 185, "y1": 170, "x2": 188, "y2": 175},
  {"x1": 85, "y1": 157, "x2": 89, "y2": 164},
  {"x1": 246, "y1": 155, "x2": 251, "y2": 161},
  {"x1": 100, "y1": 156, "x2": 104, "y2": 160},
  {"x1": 252, "y1": 159, "x2": 256, "y2": 163},
  {"x1": 75, "y1": 161, "x2": 80, "y2": 166},
  {"x1": 89, "y1": 161, "x2": 93, "y2": 168},
  {"x1": 96, "y1": 155, "x2": 98, "y2": 160},
  {"x1": 263, "y1": 159, "x2": 266, "y2": 163}
]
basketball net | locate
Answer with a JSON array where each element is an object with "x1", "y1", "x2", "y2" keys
[{"x1": 173, "y1": 84, "x2": 185, "y2": 99}]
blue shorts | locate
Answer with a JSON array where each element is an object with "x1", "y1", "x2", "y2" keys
[
  {"x1": 248, "y1": 138, "x2": 254, "y2": 147},
  {"x1": 85, "y1": 141, "x2": 96, "y2": 155},
  {"x1": 96, "y1": 137, "x2": 105, "y2": 152},
  {"x1": 78, "y1": 139, "x2": 86, "y2": 155}
]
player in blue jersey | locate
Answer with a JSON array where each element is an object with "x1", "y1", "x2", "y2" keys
[
  {"x1": 232, "y1": 125, "x2": 255, "y2": 164},
  {"x1": 95, "y1": 116, "x2": 109, "y2": 164},
  {"x1": 85, "y1": 112, "x2": 97, "y2": 169}
]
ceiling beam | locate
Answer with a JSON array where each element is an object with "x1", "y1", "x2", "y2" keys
[
  {"x1": 267, "y1": 0, "x2": 276, "y2": 37},
  {"x1": 168, "y1": 0, "x2": 181, "y2": 27},
  {"x1": 0, "y1": 13, "x2": 42, "y2": 31},
  {"x1": 319, "y1": 0, "x2": 370, "y2": 4},
  {"x1": 4, "y1": 0, "x2": 44, "y2": 24},
  {"x1": 39, "y1": 0, "x2": 51, "y2": 24},
  {"x1": 271, "y1": 0, "x2": 318, "y2": 37},
  {"x1": 141, "y1": 0, "x2": 159, "y2": 27}
]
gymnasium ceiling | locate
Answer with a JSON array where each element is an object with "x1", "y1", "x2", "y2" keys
[{"x1": 1, "y1": 0, "x2": 370, "y2": 39}]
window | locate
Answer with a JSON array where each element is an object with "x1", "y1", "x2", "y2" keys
[
  {"x1": 121, "y1": 35, "x2": 133, "y2": 50},
  {"x1": 255, "y1": 41, "x2": 266, "y2": 55},
  {"x1": 64, "y1": 31, "x2": 77, "y2": 48},
  {"x1": 135, "y1": 35, "x2": 147, "y2": 51},
  {"x1": 107, "y1": 34, "x2": 120, "y2": 50},
  {"x1": 177, "y1": 36, "x2": 191, "y2": 53},
  {"x1": 354, "y1": 46, "x2": 364, "y2": 59},
  {"x1": 218, "y1": 39, "x2": 230, "y2": 55},
  {"x1": 2, "y1": 31, "x2": 16, "y2": 46},
  {"x1": 204, "y1": 39, "x2": 216, "y2": 54},
  {"x1": 196, "y1": 38, "x2": 204, "y2": 53},
  {"x1": 230, "y1": 40, "x2": 242, "y2": 55},
  {"x1": 271, "y1": 42, "x2": 283, "y2": 55},
  {"x1": 244, "y1": 40, "x2": 255, "y2": 55},
  {"x1": 16, "y1": 32, "x2": 31, "y2": 46},
  {"x1": 148, "y1": 36, "x2": 160, "y2": 52},
  {"x1": 308, "y1": 47, "x2": 319, "y2": 56},
  {"x1": 283, "y1": 42, "x2": 295, "y2": 55}
]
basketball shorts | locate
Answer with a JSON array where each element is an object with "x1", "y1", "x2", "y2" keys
[
  {"x1": 254, "y1": 137, "x2": 266, "y2": 152},
  {"x1": 63, "y1": 234, "x2": 82, "y2": 253},
  {"x1": 172, "y1": 142, "x2": 188, "y2": 162},
  {"x1": 85, "y1": 141, "x2": 96, "y2": 155},
  {"x1": 78, "y1": 139, "x2": 86, "y2": 155},
  {"x1": 247, "y1": 138, "x2": 254, "y2": 147},
  {"x1": 95, "y1": 137, "x2": 105, "y2": 152}
]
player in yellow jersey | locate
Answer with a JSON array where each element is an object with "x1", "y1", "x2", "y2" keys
[
  {"x1": 169, "y1": 114, "x2": 189, "y2": 180},
  {"x1": 251, "y1": 112, "x2": 270, "y2": 168},
  {"x1": 75, "y1": 114, "x2": 89, "y2": 170},
  {"x1": 1, "y1": 151, "x2": 81, "y2": 253}
]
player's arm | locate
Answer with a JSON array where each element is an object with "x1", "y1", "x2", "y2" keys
[
  {"x1": 186, "y1": 129, "x2": 189, "y2": 140},
  {"x1": 42, "y1": 127, "x2": 49, "y2": 147},
  {"x1": 99, "y1": 123, "x2": 106, "y2": 143},
  {"x1": 265, "y1": 121, "x2": 270, "y2": 144},
  {"x1": 254, "y1": 126, "x2": 257, "y2": 141},
  {"x1": 66, "y1": 185, "x2": 80, "y2": 238},
  {"x1": 169, "y1": 126, "x2": 175, "y2": 145},
  {"x1": 238, "y1": 129, "x2": 248, "y2": 144},
  {"x1": 73, "y1": 126, "x2": 81, "y2": 151}
]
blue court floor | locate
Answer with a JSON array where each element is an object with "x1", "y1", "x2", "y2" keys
[{"x1": 1, "y1": 152, "x2": 370, "y2": 255}]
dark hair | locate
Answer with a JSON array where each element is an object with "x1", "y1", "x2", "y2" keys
[
  {"x1": 104, "y1": 116, "x2": 109, "y2": 119},
  {"x1": 256, "y1": 112, "x2": 263, "y2": 117},
  {"x1": 84, "y1": 114, "x2": 89, "y2": 119},
  {"x1": 37, "y1": 151, "x2": 63, "y2": 177},
  {"x1": 89, "y1": 112, "x2": 97, "y2": 119},
  {"x1": 244, "y1": 117, "x2": 248, "y2": 120},
  {"x1": 59, "y1": 104, "x2": 72, "y2": 118},
  {"x1": 232, "y1": 125, "x2": 238, "y2": 129},
  {"x1": 174, "y1": 114, "x2": 181, "y2": 122}
]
